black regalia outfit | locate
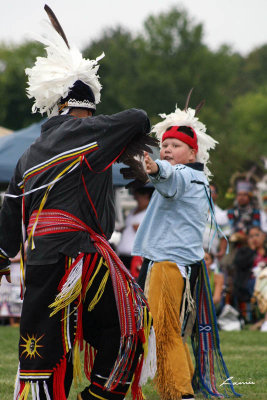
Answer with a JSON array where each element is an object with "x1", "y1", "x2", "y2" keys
[{"x1": 0, "y1": 6, "x2": 156, "y2": 400}]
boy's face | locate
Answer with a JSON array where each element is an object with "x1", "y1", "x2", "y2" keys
[{"x1": 160, "y1": 138, "x2": 196, "y2": 165}]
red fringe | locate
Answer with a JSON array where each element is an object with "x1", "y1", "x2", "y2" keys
[
  {"x1": 81, "y1": 253, "x2": 98, "y2": 300},
  {"x1": 53, "y1": 356, "x2": 67, "y2": 400},
  {"x1": 131, "y1": 355, "x2": 144, "y2": 400},
  {"x1": 84, "y1": 343, "x2": 97, "y2": 381},
  {"x1": 139, "y1": 328, "x2": 146, "y2": 344},
  {"x1": 19, "y1": 381, "x2": 25, "y2": 397}
]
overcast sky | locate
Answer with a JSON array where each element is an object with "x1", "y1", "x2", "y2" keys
[{"x1": 1, "y1": 0, "x2": 267, "y2": 55}]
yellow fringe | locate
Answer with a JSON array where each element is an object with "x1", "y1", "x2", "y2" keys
[
  {"x1": 89, "y1": 389, "x2": 108, "y2": 399},
  {"x1": 73, "y1": 340, "x2": 82, "y2": 387},
  {"x1": 19, "y1": 381, "x2": 30, "y2": 400},
  {"x1": 142, "y1": 307, "x2": 152, "y2": 360},
  {"x1": 84, "y1": 257, "x2": 104, "y2": 295},
  {"x1": 20, "y1": 243, "x2": 25, "y2": 291},
  {"x1": 88, "y1": 269, "x2": 109, "y2": 311},
  {"x1": 148, "y1": 261, "x2": 194, "y2": 400},
  {"x1": 49, "y1": 279, "x2": 82, "y2": 317}
]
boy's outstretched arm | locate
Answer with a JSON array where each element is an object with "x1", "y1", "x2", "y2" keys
[{"x1": 144, "y1": 151, "x2": 159, "y2": 175}]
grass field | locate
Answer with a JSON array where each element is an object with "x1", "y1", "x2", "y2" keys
[{"x1": 0, "y1": 326, "x2": 266, "y2": 400}]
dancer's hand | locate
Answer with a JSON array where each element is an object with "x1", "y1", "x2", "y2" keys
[
  {"x1": 0, "y1": 252, "x2": 11, "y2": 285},
  {"x1": 144, "y1": 152, "x2": 158, "y2": 175}
]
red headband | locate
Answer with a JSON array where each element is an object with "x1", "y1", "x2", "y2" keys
[{"x1": 162, "y1": 126, "x2": 198, "y2": 152}]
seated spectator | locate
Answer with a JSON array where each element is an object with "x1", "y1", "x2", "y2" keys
[
  {"x1": 257, "y1": 174, "x2": 267, "y2": 233},
  {"x1": 227, "y1": 180, "x2": 261, "y2": 235},
  {"x1": 253, "y1": 261, "x2": 267, "y2": 332},
  {"x1": 233, "y1": 227, "x2": 267, "y2": 323},
  {"x1": 220, "y1": 231, "x2": 247, "y2": 306},
  {"x1": 117, "y1": 187, "x2": 154, "y2": 271}
]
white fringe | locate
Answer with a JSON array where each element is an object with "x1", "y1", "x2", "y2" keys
[
  {"x1": 13, "y1": 363, "x2": 20, "y2": 400},
  {"x1": 31, "y1": 381, "x2": 37, "y2": 400},
  {"x1": 36, "y1": 381, "x2": 40, "y2": 400},
  {"x1": 43, "y1": 381, "x2": 52, "y2": 400},
  {"x1": 180, "y1": 273, "x2": 195, "y2": 326},
  {"x1": 55, "y1": 257, "x2": 83, "y2": 301},
  {"x1": 139, "y1": 326, "x2": 157, "y2": 386}
]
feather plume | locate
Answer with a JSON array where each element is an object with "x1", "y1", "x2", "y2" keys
[
  {"x1": 184, "y1": 88, "x2": 193, "y2": 111},
  {"x1": 195, "y1": 99, "x2": 205, "y2": 116},
  {"x1": 44, "y1": 4, "x2": 69, "y2": 49},
  {"x1": 118, "y1": 134, "x2": 159, "y2": 188},
  {"x1": 152, "y1": 106, "x2": 218, "y2": 179},
  {"x1": 25, "y1": 12, "x2": 104, "y2": 117},
  {"x1": 120, "y1": 158, "x2": 149, "y2": 189}
]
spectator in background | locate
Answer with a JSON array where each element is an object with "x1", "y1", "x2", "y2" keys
[
  {"x1": 253, "y1": 261, "x2": 267, "y2": 332},
  {"x1": 117, "y1": 187, "x2": 154, "y2": 271},
  {"x1": 227, "y1": 180, "x2": 261, "y2": 235},
  {"x1": 233, "y1": 226, "x2": 267, "y2": 323},
  {"x1": 0, "y1": 249, "x2": 24, "y2": 326},
  {"x1": 258, "y1": 184, "x2": 267, "y2": 233},
  {"x1": 203, "y1": 183, "x2": 230, "y2": 263},
  {"x1": 220, "y1": 231, "x2": 248, "y2": 307}
]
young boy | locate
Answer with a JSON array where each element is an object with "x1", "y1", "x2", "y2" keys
[{"x1": 133, "y1": 105, "x2": 239, "y2": 400}]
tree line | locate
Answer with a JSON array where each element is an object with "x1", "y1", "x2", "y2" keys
[{"x1": 0, "y1": 7, "x2": 266, "y2": 205}]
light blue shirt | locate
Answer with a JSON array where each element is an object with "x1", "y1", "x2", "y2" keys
[{"x1": 132, "y1": 160, "x2": 209, "y2": 267}]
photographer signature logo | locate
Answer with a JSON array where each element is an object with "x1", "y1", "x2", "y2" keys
[{"x1": 220, "y1": 377, "x2": 255, "y2": 386}]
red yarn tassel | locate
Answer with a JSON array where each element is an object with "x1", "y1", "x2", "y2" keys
[
  {"x1": 19, "y1": 381, "x2": 25, "y2": 397},
  {"x1": 131, "y1": 355, "x2": 144, "y2": 400},
  {"x1": 84, "y1": 343, "x2": 97, "y2": 381},
  {"x1": 53, "y1": 356, "x2": 67, "y2": 400}
]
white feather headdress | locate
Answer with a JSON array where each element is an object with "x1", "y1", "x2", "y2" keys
[
  {"x1": 151, "y1": 105, "x2": 218, "y2": 179},
  {"x1": 25, "y1": 7, "x2": 104, "y2": 117}
]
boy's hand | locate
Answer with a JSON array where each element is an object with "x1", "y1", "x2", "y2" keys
[{"x1": 144, "y1": 151, "x2": 159, "y2": 175}]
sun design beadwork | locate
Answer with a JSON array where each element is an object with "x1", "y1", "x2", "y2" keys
[{"x1": 20, "y1": 333, "x2": 44, "y2": 359}]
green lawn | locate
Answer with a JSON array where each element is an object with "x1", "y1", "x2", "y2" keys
[{"x1": 0, "y1": 326, "x2": 266, "y2": 399}]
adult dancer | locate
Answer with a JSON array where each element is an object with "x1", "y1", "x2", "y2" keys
[{"x1": 0, "y1": 6, "x2": 156, "y2": 400}]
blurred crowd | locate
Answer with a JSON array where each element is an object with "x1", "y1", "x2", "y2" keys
[{"x1": 1, "y1": 175, "x2": 267, "y2": 332}]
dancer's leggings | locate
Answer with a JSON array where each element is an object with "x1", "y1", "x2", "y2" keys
[{"x1": 19, "y1": 255, "x2": 142, "y2": 400}]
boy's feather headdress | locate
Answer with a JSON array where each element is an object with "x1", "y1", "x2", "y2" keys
[
  {"x1": 151, "y1": 90, "x2": 218, "y2": 179},
  {"x1": 25, "y1": 4, "x2": 104, "y2": 117}
]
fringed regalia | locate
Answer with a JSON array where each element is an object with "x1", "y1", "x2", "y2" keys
[
  {"x1": 145, "y1": 259, "x2": 240, "y2": 399},
  {"x1": 14, "y1": 209, "x2": 156, "y2": 400},
  {"x1": 191, "y1": 260, "x2": 241, "y2": 398},
  {"x1": 0, "y1": 6, "x2": 159, "y2": 400}
]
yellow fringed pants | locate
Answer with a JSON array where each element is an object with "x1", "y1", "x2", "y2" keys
[{"x1": 147, "y1": 261, "x2": 194, "y2": 400}]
